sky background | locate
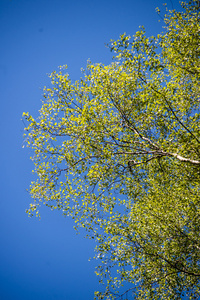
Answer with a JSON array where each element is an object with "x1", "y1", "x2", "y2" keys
[{"x1": 0, "y1": 0, "x2": 181, "y2": 299}]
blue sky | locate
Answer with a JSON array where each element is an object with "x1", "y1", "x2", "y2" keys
[{"x1": 0, "y1": 0, "x2": 181, "y2": 299}]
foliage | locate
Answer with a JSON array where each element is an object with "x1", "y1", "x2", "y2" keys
[{"x1": 23, "y1": 1, "x2": 200, "y2": 299}]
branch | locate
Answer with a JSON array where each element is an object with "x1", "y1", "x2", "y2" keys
[{"x1": 168, "y1": 152, "x2": 200, "y2": 164}]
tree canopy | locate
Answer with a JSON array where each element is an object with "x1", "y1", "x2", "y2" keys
[{"x1": 23, "y1": 1, "x2": 200, "y2": 299}]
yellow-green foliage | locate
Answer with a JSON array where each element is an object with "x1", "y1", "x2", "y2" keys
[{"x1": 23, "y1": 1, "x2": 200, "y2": 299}]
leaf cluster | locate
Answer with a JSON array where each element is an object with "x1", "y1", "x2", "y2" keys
[{"x1": 23, "y1": 1, "x2": 200, "y2": 299}]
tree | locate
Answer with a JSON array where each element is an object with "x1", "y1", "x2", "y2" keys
[{"x1": 23, "y1": 1, "x2": 200, "y2": 299}]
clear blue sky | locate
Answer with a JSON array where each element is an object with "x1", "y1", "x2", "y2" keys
[{"x1": 0, "y1": 0, "x2": 181, "y2": 299}]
